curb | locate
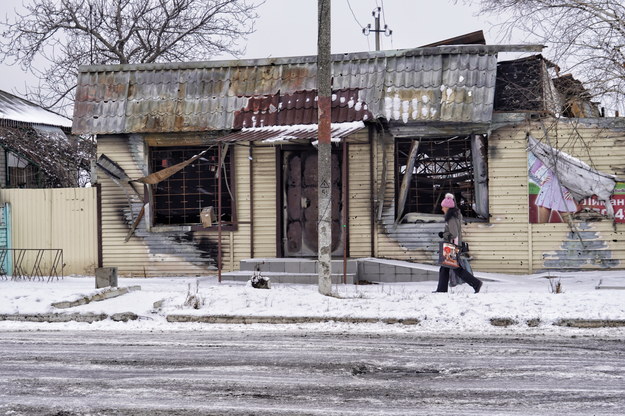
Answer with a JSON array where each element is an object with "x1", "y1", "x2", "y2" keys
[
  {"x1": 166, "y1": 315, "x2": 420, "y2": 325},
  {"x1": 51, "y1": 286, "x2": 142, "y2": 309},
  {"x1": 0, "y1": 312, "x2": 139, "y2": 323},
  {"x1": 490, "y1": 317, "x2": 625, "y2": 328},
  {"x1": 554, "y1": 319, "x2": 625, "y2": 328},
  {"x1": 2, "y1": 313, "x2": 625, "y2": 328}
]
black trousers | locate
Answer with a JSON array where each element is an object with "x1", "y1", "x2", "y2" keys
[{"x1": 436, "y1": 265, "x2": 482, "y2": 292}]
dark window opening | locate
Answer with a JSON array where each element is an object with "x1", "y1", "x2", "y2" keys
[
  {"x1": 6, "y1": 151, "x2": 42, "y2": 188},
  {"x1": 395, "y1": 136, "x2": 480, "y2": 218},
  {"x1": 149, "y1": 146, "x2": 233, "y2": 226}
]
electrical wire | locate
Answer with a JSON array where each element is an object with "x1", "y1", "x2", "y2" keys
[
  {"x1": 346, "y1": 0, "x2": 372, "y2": 51},
  {"x1": 379, "y1": 0, "x2": 387, "y2": 26},
  {"x1": 346, "y1": 0, "x2": 364, "y2": 29}
]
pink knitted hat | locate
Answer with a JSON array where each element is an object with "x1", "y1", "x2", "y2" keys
[{"x1": 441, "y1": 193, "x2": 455, "y2": 208}]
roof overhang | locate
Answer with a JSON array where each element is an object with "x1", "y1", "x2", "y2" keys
[
  {"x1": 388, "y1": 121, "x2": 491, "y2": 138},
  {"x1": 218, "y1": 121, "x2": 366, "y2": 144}
]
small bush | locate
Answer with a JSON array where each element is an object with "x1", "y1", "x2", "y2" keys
[
  {"x1": 548, "y1": 277, "x2": 564, "y2": 294},
  {"x1": 184, "y1": 279, "x2": 204, "y2": 309}
]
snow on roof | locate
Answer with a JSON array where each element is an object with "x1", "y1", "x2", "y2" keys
[{"x1": 0, "y1": 89, "x2": 71, "y2": 128}]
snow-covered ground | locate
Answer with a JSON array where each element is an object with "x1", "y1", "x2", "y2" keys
[{"x1": 1, "y1": 269, "x2": 624, "y2": 336}]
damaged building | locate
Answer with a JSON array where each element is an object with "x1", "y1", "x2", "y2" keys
[
  {"x1": 0, "y1": 90, "x2": 94, "y2": 188},
  {"x1": 72, "y1": 33, "x2": 625, "y2": 278}
]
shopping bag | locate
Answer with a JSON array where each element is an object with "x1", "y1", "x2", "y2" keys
[{"x1": 438, "y1": 241, "x2": 460, "y2": 269}]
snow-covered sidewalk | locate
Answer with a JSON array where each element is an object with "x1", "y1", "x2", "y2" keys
[{"x1": 1, "y1": 270, "x2": 624, "y2": 335}]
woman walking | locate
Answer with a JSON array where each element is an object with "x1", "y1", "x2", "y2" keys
[{"x1": 434, "y1": 193, "x2": 483, "y2": 293}]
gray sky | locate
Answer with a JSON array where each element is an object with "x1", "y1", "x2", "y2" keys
[{"x1": 0, "y1": 0, "x2": 521, "y2": 101}]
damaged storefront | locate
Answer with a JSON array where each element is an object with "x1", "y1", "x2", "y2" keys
[{"x1": 73, "y1": 42, "x2": 625, "y2": 277}]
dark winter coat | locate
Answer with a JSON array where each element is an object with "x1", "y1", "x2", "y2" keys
[{"x1": 442, "y1": 207, "x2": 463, "y2": 245}]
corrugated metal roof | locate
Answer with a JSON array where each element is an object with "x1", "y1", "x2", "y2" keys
[
  {"x1": 219, "y1": 121, "x2": 365, "y2": 143},
  {"x1": 72, "y1": 45, "x2": 542, "y2": 135},
  {"x1": 0, "y1": 90, "x2": 72, "y2": 129}
]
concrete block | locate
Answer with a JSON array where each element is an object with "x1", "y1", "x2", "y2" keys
[
  {"x1": 253, "y1": 261, "x2": 272, "y2": 272},
  {"x1": 239, "y1": 260, "x2": 256, "y2": 271},
  {"x1": 299, "y1": 261, "x2": 317, "y2": 274},
  {"x1": 379, "y1": 263, "x2": 396, "y2": 278},
  {"x1": 363, "y1": 261, "x2": 380, "y2": 276},
  {"x1": 110, "y1": 312, "x2": 139, "y2": 322},
  {"x1": 95, "y1": 267, "x2": 117, "y2": 288},
  {"x1": 305, "y1": 274, "x2": 317, "y2": 284},
  {"x1": 268, "y1": 262, "x2": 285, "y2": 273},
  {"x1": 331, "y1": 260, "x2": 357, "y2": 274},
  {"x1": 395, "y1": 273, "x2": 412, "y2": 283},
  {"x1": 411, "y1": 268, "x2": 436, "y2": 282},
  {"x1": 284, "y1": 262, "x2": 301, "y2": 274}
]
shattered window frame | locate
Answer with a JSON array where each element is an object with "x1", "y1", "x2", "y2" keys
[
  {"x1": 5, "y1": 151, "x2": 43, "y2": 188},
  {"x1": 149, "y1": 146, "x2": 235, "y2": 228},
  {"x1": 395, "y1": 136, "x2": 482, "y2": 220}
]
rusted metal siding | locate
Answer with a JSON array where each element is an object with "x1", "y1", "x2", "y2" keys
[
  {"x1": 73, "y1": 46, "x2": 504, "y2": 135},
  {"x1": 0, "y1": 188, "x2": 98, "y2": 275}
]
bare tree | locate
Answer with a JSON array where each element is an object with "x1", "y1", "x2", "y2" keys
[
  {"x1": 458, "y1": 0, "x2": 625, "y2": 114},
  {"x1": 0, "y1": 0, "x2": 262, "y2": 114}
]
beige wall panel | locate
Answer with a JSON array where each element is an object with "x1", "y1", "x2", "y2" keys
[
  {"x1": 478, "y1": 127, "x2": 531, "y2": 273},
  {"x1": 0, "y1": 188, "x2": 98, "y2": 275},
  {"x1": 347, "y1": 142, "x2": 372, "y2": 257},
  {"x1": 98, "y1": 136, "x2": 152, "y2": 276},
  {"x1": 229, "y1": 145, "x2": 252, "y2": 270},
  {"x1": 251, "y1": 146, "x2": 277, "y2": 258}
]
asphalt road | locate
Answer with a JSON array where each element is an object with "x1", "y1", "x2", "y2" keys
[{"x1": 0, "y1": 329, "x2": 624, "y2": 415}]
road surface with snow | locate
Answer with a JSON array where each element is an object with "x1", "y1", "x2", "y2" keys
[{"x1": 1, "y1": 329, "x2": 624, "y2": 415}]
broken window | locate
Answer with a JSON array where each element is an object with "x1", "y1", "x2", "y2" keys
[
  {"x1": 395, "y1": 136, "x2": 488, "y2": 220},
  {"x1": 6, "y1": 151, "x2": 41, "y2": 188},
  {"x1": 149, "y1": 146, "x2": 233, "y2": 226}
]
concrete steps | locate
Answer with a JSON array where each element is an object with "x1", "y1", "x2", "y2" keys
[{"x1": 220, "y1": 257, "x2": 440, "y2": 285}]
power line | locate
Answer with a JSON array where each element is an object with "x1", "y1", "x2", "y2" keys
[
  {"x1": 345, "y1": 0, "x2": 364, "y2": 29},
  {"x1": 379, "y1": 0, "x2": 387, "y2": 26}
]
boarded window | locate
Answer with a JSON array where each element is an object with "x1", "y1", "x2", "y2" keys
[
  {"x1": 395, "y1": 136, "x2": 484, "y2": 219},
  {"x1": 149, "y1": 146, "x2": 233, "y2": 226}
]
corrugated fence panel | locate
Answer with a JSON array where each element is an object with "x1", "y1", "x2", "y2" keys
[{"x1": 0, "y1": 187, "x2": 98, "y2": 275}]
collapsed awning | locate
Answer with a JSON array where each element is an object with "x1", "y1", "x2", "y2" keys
[{"x1": 217, "y1": 121, "x2": 366, "y2": 143}]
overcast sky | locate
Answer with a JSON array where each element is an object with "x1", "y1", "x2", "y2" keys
[{"x1": 0, "y1": 0, "x2": 523, "y2": 101}]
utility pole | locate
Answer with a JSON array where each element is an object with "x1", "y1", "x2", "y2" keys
[
  {"x1": 317, "y1": 0, "x2": 332, "y2": 296},
  {"x1": 362, "y1": 7, "x2": 392, "y2": 51}
]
